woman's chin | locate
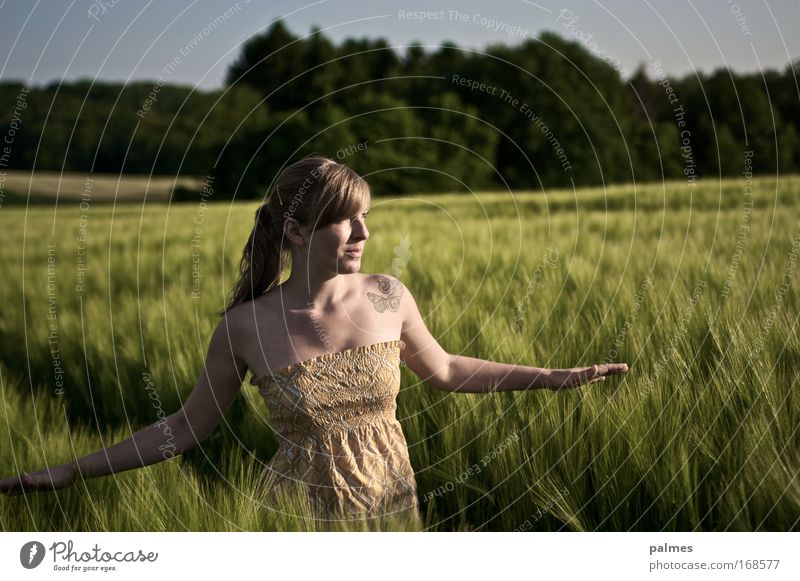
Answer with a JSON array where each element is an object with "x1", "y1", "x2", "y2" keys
[{"x1": 338, "y1": 259, "x2": 361, "y2": 273}]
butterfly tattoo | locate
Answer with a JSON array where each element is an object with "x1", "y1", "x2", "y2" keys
[{"x1": 367, "y1": 275, "x2": 403, "y2": 313}]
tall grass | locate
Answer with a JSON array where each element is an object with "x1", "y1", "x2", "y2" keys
[{"x1": 1, "y1": 175, "x2": 798, "y2": 530}]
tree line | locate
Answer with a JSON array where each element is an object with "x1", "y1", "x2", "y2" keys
[{"x1": 1, "y1": 21, "x2": 798, "y2": 199}]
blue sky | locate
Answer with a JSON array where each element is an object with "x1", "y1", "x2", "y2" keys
[{"x1": 1, "y1": 0, "x2": 798, "y2": 90}]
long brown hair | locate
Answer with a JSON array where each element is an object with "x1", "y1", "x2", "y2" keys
[{"x1": 218, "y1": 155, "x2": 371, "y2": 316}]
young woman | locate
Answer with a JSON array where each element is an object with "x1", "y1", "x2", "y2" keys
[{"x1": 0, "y1": 156, "x2": 628, "y2": 523}]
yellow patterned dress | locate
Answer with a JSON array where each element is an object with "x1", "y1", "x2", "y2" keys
[{"x1": 249, "y1": 339, "x2": 421, "y2": 523}]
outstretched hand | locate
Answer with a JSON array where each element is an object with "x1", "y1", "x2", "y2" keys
[
  {"x1": 0, "y1": 463, "x2": 78, "y2": 496},
  {"x1": 546, "y1": 363, "x2": 629, "y2": 391}
]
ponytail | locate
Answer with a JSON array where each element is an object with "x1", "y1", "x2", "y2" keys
[{"x1": 217, "y1": 203, "x2": 288, "y2": 317}]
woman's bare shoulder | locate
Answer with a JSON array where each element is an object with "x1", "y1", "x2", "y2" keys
[
  {"x1": 222, "y1": 293, "x2": 278, "y2": 331},
  {"x1": 361, "y1": 272, "x2": 406, "y2": 292},
  {"x1": 360, "y1": 272, "x2": 406, "y2": 313}
]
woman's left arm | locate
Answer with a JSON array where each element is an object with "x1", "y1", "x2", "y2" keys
[
  {"x1": 443, "y1": 354, "x2": 628, "y2": 392},
  {"x1": 394, "y1": 275, "x2": 628, "y2": 393}
]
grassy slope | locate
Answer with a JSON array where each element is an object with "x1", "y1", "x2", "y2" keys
[{"x1": 1, "y1": 174, "x2": 798, "y2": 531}]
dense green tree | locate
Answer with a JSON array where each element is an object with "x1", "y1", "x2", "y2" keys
[
  {"x1": 225, "y1": 20, "x2": 308, "y2": 111},
  {"x1": 1, "y1": 23, "x2": 798, "y2": 198}
]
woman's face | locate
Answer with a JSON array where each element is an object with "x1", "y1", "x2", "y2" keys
[{"x1": 305, "y1": 207, "x2": 370, "y2": 274}]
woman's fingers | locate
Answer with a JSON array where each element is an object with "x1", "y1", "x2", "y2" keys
[
  {"x1": 0, "y1": 474, "x2": 27, "y2": 495},
  {"x1": 5, "y1": 482, "x2": 26, "y2": 496},
  {"x1": 0, "y1": 470, "x2": 67, "y2": 495},
  {"x1": 579, "y1": 363, "x2": 629, "y2": 386},
  {"x1": 550, "y1": 363, "x2": 629, "y2": 390},
  {"x1": 594, "y1": 363, "x2": 629, "y2": 377}
]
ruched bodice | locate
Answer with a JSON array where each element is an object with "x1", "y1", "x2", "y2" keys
[{"x1": 249, "y1": 339, "x2": 420, "y2": 522}]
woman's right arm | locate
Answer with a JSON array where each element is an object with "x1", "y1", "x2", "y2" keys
[{"x1": 0, "y1": 316, "x2": 249, "y2": 495}]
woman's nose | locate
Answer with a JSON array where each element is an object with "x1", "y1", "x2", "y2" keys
[{"x1": 352, "y1": 218, "x2": 368, "y2": 240}]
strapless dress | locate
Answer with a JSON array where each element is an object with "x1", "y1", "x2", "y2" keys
[{"x1": 249, "y1": 339, "x2": 421, "y2": 523}]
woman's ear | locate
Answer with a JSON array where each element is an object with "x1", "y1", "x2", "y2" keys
[{"x1": 283, "y1": 218, "x2": 307, "y2": 247}]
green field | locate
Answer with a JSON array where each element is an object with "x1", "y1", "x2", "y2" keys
[
  {"x1": 0, "y1": 170, "x2": 205, "y2": 204},
  {"x1": 1, "y1": 174, "x2": 799, "y2": 531}
]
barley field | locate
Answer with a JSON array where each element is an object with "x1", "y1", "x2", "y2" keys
[{"x1": 1, "y1": 174, "x2": 799, "y2": 531}]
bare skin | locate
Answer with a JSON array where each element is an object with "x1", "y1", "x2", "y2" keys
[{"x1": 0, "y1": 205, "x2": 628, "y2": 496}]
